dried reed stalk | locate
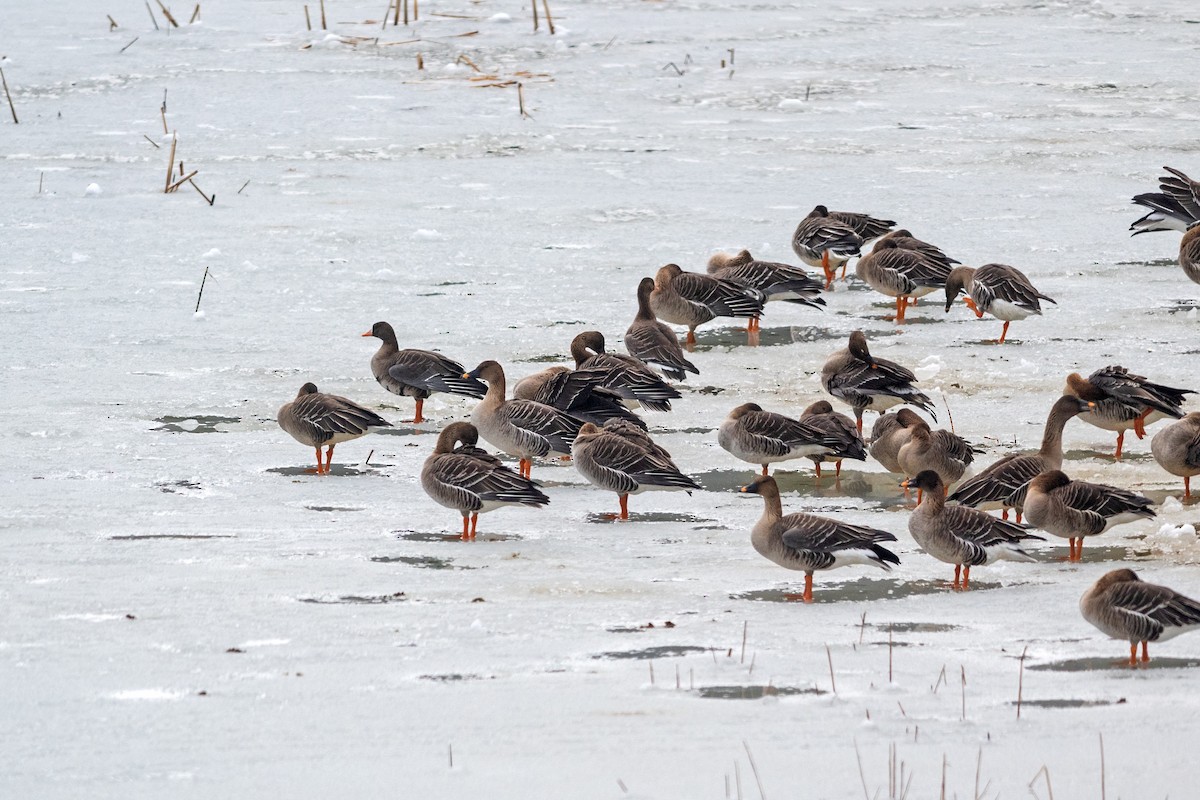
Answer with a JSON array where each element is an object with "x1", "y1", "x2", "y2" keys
[
  {"x1": 189, "y1": 4, "x2": 200, "y2": 24},
  {"x1": 541, "y1": 0, "x2": 554, "y2": 34},
  {"x1": 319, "y1": 0, "x2": 326, "y2": 29},
  {"x1": 167, "y1": 169, "x2": 198, "y2": 193},
  {"x1": 164, "y1": 133, "x2": 178, "y2": 192},
  {"x1": 108, "y1": 14, "x2": 119, "y2": 30},
  {"x1": 0, "y1": 68, "x2": 17, "y2": 124},
  {"x1": 146, "y1": 1, "x2": 160, "y2": 30},
  {"x1": 156, "y1": 0, "x2": 180, "y2": 27}
]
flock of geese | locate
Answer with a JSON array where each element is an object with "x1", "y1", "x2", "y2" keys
[{"x1": 276, "y1": 167, "x2": 1200, "y2": 668}]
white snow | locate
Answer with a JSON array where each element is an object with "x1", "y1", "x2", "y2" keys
[{"x1": 3, "y1": 1, "x2": 1200, "y2": 799}]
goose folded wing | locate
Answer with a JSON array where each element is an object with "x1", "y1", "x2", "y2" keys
[{"x1": 672, "y1": 272, "x2": 765, "y2": 317}]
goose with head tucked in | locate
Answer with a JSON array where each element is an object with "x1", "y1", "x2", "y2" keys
[
  {"x1": 792, "y1": 205, "x2": 895, "y2": 288},
  {"x1": 706, "y1": 249, "x2": 825, "y2": 332},
  {"x1": 855, "y1": 239, "x2": 954, "y2": 323},
  {"x1": 875, "y1": 229, "x2": 960, "y2": 269},
  {"x1": 513, "y1": 365, "x2": 647, "y2": 430},
  {"x1": 868, "y1": 408, "x2": 924, "y2": 473},
  {"x1": 463, "y1": 360, "x2": 584, "y2": 480},
  {"x1": 569, "y1": 331, "x2": 681, "y2": 412},
  {"x1": 625, "y1": 277, "x2": 700, "y2": 381},
  {"x1": 361, "y1": 321, "x2": 486, "y2": 423},
  {"x1": 739, "y1": 475, "x2": 899, "y2": 602},
  {"x1": 1024, "y1": 470, "x2": 1155, "y2": 561},
  {"x1": 820, "y1": 330, "x2": 936, "y2": 433},
  {"x1": 649, "y1": 263, "x2": 766, "y2": 346},
  {"x1": 277, "y1": 382, "x2": 392, "y2": 475},
  {"x1": 718, "y1": 402, "x2": 846, "y2": 476},
  {"x1": 1151, "y1": 412, "x2": 1200, "y2": 500},
  {"x1": 949, "y1": 395, "x2": 1092, "y2": 521},
  {"x1": 572, "y1": 421, "x2": 699, "y2": 519},
  {"x1": 905, "y1": 470, "x2": 1042, "y2": 591},
  {"x1": 1064, "y1": 365, "x2": 1194, "y2": 460},
  {"x1": 421, "y1": 422, "x2": 550, "y2": 540},
  {"x1": 944, "y1": 264, "x2": 1055, "y2": 344},
  {"x1": 798, "y1": 400, "x2": 866, "y2": 478},
  {"x1": 1081, "y1": 569, "x2": 1200, "y2": 667},
  {"x1": 896, "y1": 420, "x2": 981, "y2": 490}
]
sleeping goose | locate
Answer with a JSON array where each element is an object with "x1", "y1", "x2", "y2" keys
[
  {"x1": 569, "y1": 331, "x2": 681, "y2": 412},
  {"x1": 855, "y1": 239, "x2": 953, "y2": 323},
  {"x1": 1081, "y1": 569, "x2": 1200, "y2": 666},
  {"x1": 896, "y1": 420, "x2": 981, "y2": 490},
  {"x1": 1064, "y1": 365, "x2": 1194, "y2": 460},
  {"x1": 1150, "y1": 412, "x2": 1200, "y2": 499},
  {"x1": 463, "y1": 360, "x2": 584, "y2": 479},
  {"x1": 625, "y1": 277, "x2": 700, "y2": 381},
  {"x1": 706, "y1": 249, "x2": 825, "y2": 332},
  {"x1": 362, "y1": 321, "x2": 486, "y2": 423},
  {"x1": 649, "y1": 263, "x2": 766, "y2": 345},
  {"x1": 277, "y1": 382, "x2": 391, "y2": 474},
  {"x1": 948, "y1": 396, "x2": 1092, "y2": 521},
  {"x1": 572, "y1": 421, "x2": 700, "y2": 519},
  {"x1": 799, "y1": 400, "x2": 867, "y2": 478},
  {"x1": 739, "y1": 475, "x2": 899, "y2": 602},
  {"x1": 718, "y1": 403, "x2": 845, "y2": 476},
  {"x1": 905, "y1": 470, "x2": 1042, "y2": 590},
  {"x1": 1024, "y1": 470, "x2": 1155, "y2": 561},
  {"x1": 875, "y1": 229, "x2": 960, "y2": 270},
  {"x1": 944, "y1": 264, "x2": 1055, "y2": 344},
  {"x1": 820, "y1": 330, "x2": 936, "y2": 433},
  {"x1": 792, "y1": 205, "x2": 895, "y2": 288},
  {"x1": 421, "y1": 422, "x2": 550, "y2": 539},
  {"x1": 868, "y1": 409, "x2": 922, "y2": 473},
  {"x1": 512, "y1": 366, "x2": 647, "y2": 430}
]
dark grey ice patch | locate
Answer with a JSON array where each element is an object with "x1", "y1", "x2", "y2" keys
[
  {"x1": 1008, "y1": 698, "x2": 1119, "y2": 709},
  {"x1": 592, "y1": 645, "x2": 710, "y2": 660},
  {"x1": 266, "y1": 465, "x2": 375, "y2": 476},
  {"x1": 419, "y1": 673, "x2": 492, "y2": 682},
  {"x1": 871, "y1": 622, "x2": 961, "y2": 634},
  {"x1": 585, "y1": 512, "x2": 713, "y2": 524},
  {"x1": 395, "y1": 530, "x2": 522, "y2": 543},
  {"x1": 111, "y1": 533, "x2": 235, "y2": 540},
  {"x1": 732, "y1": 578, "x2": 1011, "y2": 604},
  {"x1": 1030, "y1": 657, "x2": 1200, "y2": 673},
  {"x1": 370, "y1": 555, "x2": 472, "y2": 570},
  {"x1": 298, "y1": 592, "x2": 408, "y2": 605},
  {"x1": 155, "y1": 480, "x2": 204, "y2": 494},
  {"x1": 304, "y1": 505, "x2": 363, "y2": 513},
  {"x1": 696, "y1": 685, "x2": 826, "y2": 700}
]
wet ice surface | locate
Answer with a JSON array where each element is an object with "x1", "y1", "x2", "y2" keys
[{"x1": 3, "y1": 0, "x2": 1200, "y2": 797}]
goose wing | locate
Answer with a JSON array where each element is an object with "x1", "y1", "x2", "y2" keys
[
  {"x1": 973, "y1": 264, "x2": 1054, "y2": 313},
  {"x1": 829, "y1": 210, "x2": 895, "y2": 241},
  {"x1": 624, "y1": 324, "x2": 699, "y2": 380},
  {"x1": 425, "y1": 452, "x2": 549, "y2": 510},
  {"x1": 671, "y1": 271, "x2": 766, "y2": 318},
  {"x1": 949, "y1": 453, "x2": 1041, "y2": 507},
  {"x1": 792, "y1": 215, "x2": 863, "y2": 259},
  {"x1": 931, "y1": 430, "x2": 983, "y2": 466},
  {"x1": 1160, "y1": 167, "x2": 1200, "y2": 221},
  {"x1": 1089, "y1": 366, "x2": 1192, "y2": 418},
  {"x1": 500, "y1": 399, "x2": 583, "y2": 454},
  {"x1": 1104, "y1": 580, "x2": 1200, "y2": 641},
  {"x1": 387, "y1": 349, "x2": 487, "y2": 398},
  {"x1": 292, "y1": 391, "x2": 390, "y2": 435},
  {"x1": 1057, "y1": 480, "x2": 1154, "y2": 521}
]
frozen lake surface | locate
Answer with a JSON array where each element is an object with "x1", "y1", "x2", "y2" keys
[{"x1": 3, "y1": 0, "x2": 1200, "y2": 797}]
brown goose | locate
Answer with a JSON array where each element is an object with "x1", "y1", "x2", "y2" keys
[
  {"x1": 624, "y1": 277, "x2": 699, "y2": 381},
  {"x1": 277, "y1": 382, "x2": 391, "y2": 474},
  {"x1": 1151, "y1": 412, "x2": 1200, "y2": 499},
  {"x1": 906, "y1": 470, "x2": 1042, "y2": 590},
  {"x1": 463, "y1": 360, "x2": 584, "y2": 479},
  {"x1": 421, "y1": 422, "x2": 550, "y2": 540},
  {"x1": 572, "y1": 421, "x2": 699, "y2": 519},
  {"x1": 854, "y1": 239, "x2": 953, "y2": 323},
  {"x1": 718, "y1": 403, "x2": 845, "y2": 476},
  {"x1": 740, "y1": 475, "x2": 899, "y2": 602},
  {"x1": 944, "y1": 264, "x2": 1056, "y2": 343},
  {"x1": 649, "y1": 263, "x2": 766, "y2": 345},
  {"x1": 362, "y1": 321, "x2": 485, "y2": 423},
  {"x1": 1181, "y1": 223, "x2": 1200, "y2": 285},
  {"x1": 896, "y1": 420, "x2": 981, "y2": 491},
  {"x1": 1129, "y1": 166, "x2": 1200, "y2": 235},
  {"x1": 706, "y1": 249, "x2": 825, "y2": 332},
  {"x1": 875, "y1": 229, "x2": 960, "y2": 269},
  {"x1": 1024, "y1": 470, "x2": 1155, "y2": 561},
  {"x1": 569, "y1": 331, "x2": 680, "y2": 412},
  {"x1": 949, "y1": 396, "x2": 1092, "y2": 521},
  {"x1": 512, "y1": 366, "x2": 646, "y2": 430},
  {"x1": 799, "y1": 400, "x2": 867, "y2": 477},
  {"x1": 1080, "y1": 569, "x2": 1200, "y2": 666},
  {"x1": 1064, "y1": 366, "x2": 1194, "y2": 460},
  {"x1": 792, "y1": 205, "x2": 895, "y2": 288},
  {"x1": 868, "y1": 408, "x2": 923, "y2": 473},
  {"x1": 820, "y1": 330, "x2": 936, "y2": 433}
]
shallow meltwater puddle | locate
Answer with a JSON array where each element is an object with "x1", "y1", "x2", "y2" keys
[
  {"x1": 1029, "y1": 656, "x2": 1200, "y2": 673},
  {"x1": 694, "y1": 469, "x2": 905, "y2": 507},
  {"x1": 304, "y1": 505, "x2": 364, "y2": 513},
  {"x1": 298, "y1": 592, "x2": 408, "y2": 605},
  {"x1": 152, "y1": 415, "x2": 240, "y2": 433},
  {"x1": 869, "y1": 622, "x2": 961, "y2": 634},
  {"x1": 111, "y1": 533, "x2": 235, "y2": 540},
  {"x1": 1009, "y1": 698, "x2": 1120, "y2": 709},
  {"x1": 1062, "y1": 448, "x2": 1155, "y2": 464},
  {"x1": 585, "y1": 512, "x2": 714, "y2": 524},
  {"x1": 373, "y1": 427, "x2": 437, "y2": 438},
  {"x1": 1042, "y1": 544, "x2": 1154, "y2": 563},
  {"x1": 695, "y1": 684, "x2": 825, "y2": 700},
  {"x1": 733, "y1": 577, "x2": 1008, "y2": 603},
  {"x1": 419, "y1": 673, "x2": 492, "y2": 682},
  {"x1": 266, "y1": 465, "x2": 380, "y2": 477},
  {"x1": 592, "y1": 645, "x2": 711, "y2": 660},
  {"x1": 370, "y1": 555, "x2": 473, "y2": 570},
  {"x1": 395, "y1": 530, "x2": 522, "y2": 543}
]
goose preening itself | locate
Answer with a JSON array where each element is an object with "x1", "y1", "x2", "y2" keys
[
  {"x1": 1129, "y1": 166, "x2": 1200, "y2": 236},
  {"x1": 649, "y1": 263, "x2": 766, "y2": 346},
  {"x1": 718, "y1": 402, "x2": 847, "y2": 476},
  {"x1": 463, "y1": 360, "x2": 584, "y2": 479},
  {"x1": 513, "y1": 366, "x2": 647, "y2": 430},
  {"x1": 1064, "y1": 366, "x2": 1194, "y2": 460},
  {"x1": 569, "y1": 331, "x2": 681, "y2": 412},
  {"x1": 944, "y1": 264, "x2": 1056, "y2": 344},
  {"x1": 572, "y1": 421, "x2": 700, "y2": 519},
  {"x1": 1080, "y1": 569, "x2": 1200, "y2": 666},
  {"x1": 739, "y1": 475, "x2": 899, "y2": 602},
  {"x1": 1151, "y1": 412, "x2": 1200, "y2": 499},
  {"x1": 1023, "y1": 470, "x2": 1155, "y2": 561},
  {"x1": 625, "y1": 277, "x2": 700, "y2": 381},
  {"x1": 869, "y1": 409, "x2": 920, "y2": 473},
  {"x1": 706, "y1": 249, "x2": 825, "y2": 332},
  {"x1": 905, "y1": 470, "x2": 1042, "y2": 590},
  {"x1": 277, "y1": 382, "x2": 391, "y2": 474},
  {"x1": 421, "y1": 422, "x2": 550, "y2": 540},
  {"x1": 362, "y1": 321, "x2": 486, "y2": 423},
  {"x1": 792, "y1": 205, "x2": 895, "y2": 288},
  {"x1": 896, "y1": 420, "x2": 982, "y2": 492},
  {"x1": 949, "y1": 396, "x2": 1092, "y2": 522},
  {"x1": 820, "y1": 330, "x2": 936, "y2": 433},
  {"x1": 854, "y1": 239, "x2": 953, "y2": 323},
  {"x1": 798, "y1": 400, "x2": 867, "y2": 478}
]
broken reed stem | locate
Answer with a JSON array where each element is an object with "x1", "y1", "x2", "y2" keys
[
  {"x1": 742, "y1": 741, "x2": 766, "y2": 800},
  {"x1": 1098, "y1": 733, "x2": 1106, "y2": 800},
  {"x1": 319, "y1": 0, "x2": 327, "y2": 29},
  {"x1": 973, "y1": 747, "x2": 982, "y2": 800},
  {"x1": 960, "y1": 665, "x2": 966, "y2": 721},
  {"x1": 413, "y1": 0, "x2": 418, "y2": 21},
  {"x1": 852, "y1": 740, "x2": 869, "y2": 800},
  {"x1": 940, "y1": 754, "x2": 947, "y2": 800},
  {"x1": 541, "y1": 0, "x2": 554, "y2": 34},
  {"x1": 825, "y1": 644, "x2": 837, "y2": 695},
  {"x1": 393, "y1": 0, "x2": 400, "y2": 25},
  {"x1": 120, "y1": 36, "x2": 140, "y2": 52},
  {"x1": 164, "y1": 133, "x2": 178, "y2": 192},
  {"x1": 142, "y1": 134, "x2": 160, "y2": 148},
  {"x1": 189, "y1": 3, "x2": 200, "y2": 24},
  {"x1": 858, "y1": 611, "x2": 867, "y2": 645},
  {"x1": 304, "y1": 4, "x2": 311, "y2": 30},
  {"x1": 740, "y1": 621, "x2": 747, "y2": 664},
  {"x1": 188, "y1": 177, "x2": 214, "y2": 205},
  {"x1": 146, "y1": 1, "x2": 160, "y2": 30},
  {"x1": 38, "y1": 172, "x2": 43, "y2": 194},
  {"x1": 531, "y1": 0, "x2": 539, "y2": 32},
  {"x1": 156, "y1": 0, "x2": 180, "y2": 28},
  {"x1": 933, "y1": 664, "x2": 947, "y2": 693},
  {"x1": 108, "y1": 14, "x2": 119, "y2": 30},
  {"x1": 888, "y1": 625, "x2": 894, "y2": 683},
  {"x1": 1028, "y1": 765, "x2": 1055, "y2": 800},
  {"x1": 941, "y1": 389, "x2": 957, "y2": 435},
  {"x1": 237, "y1": 179, "x2": 250, "y2": 194},
  {"x1": 517, "y1": 82, "x2": 529, "y2": 118},
  {"x1": 648, "y1": 660, "x2": 654, "y2": 686},
  {"x1": 381, "y1": 0, "x2": 391, "y2": 29},
  {"x1": 1016, "y1": 645, "x2": 1028, "y2": 719},
  {"x1": 195, "y1": 266, "x2": 210, "y2": 312},
  {"x1": 167, "y1": 169, "x2": 199, "y2": 193},
  {"x1": 416, "y1": 52, "x2": 424, "y2": 70},
  {"x1": 734, "y1": 761, "x2": 743, "y2": 800},
  {"x1": 0, "y1": 68, "x2": 18, "y2": 124}
]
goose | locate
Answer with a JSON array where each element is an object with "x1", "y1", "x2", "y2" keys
[
  {"x1": 277, "y1": 382, "x2": 391, "y2": 474},
  {"x1": 649, "y1": 263, "x2": 766, "y2": 345},
  {"x1": 1080, "y1": 569, "x2": 1200, "y2": 666},
  {"x1": 1150, "y1": 412, "x2": 1200, "y2": 499},
  {"x1": 463, "y1": 360, "x2": 584, "y2": 479},
  {"x1": 421, "y1": 422, "x2": 550, "y2": 539},
  {"x1": 512, "y1": 366, "x2": 646, "y2": 430},
  {"x1": 624, "y1": 277, "x2": 700, "y2": 381},
  {"x1": 572, "y1": 421, "x2": 699, "y2": 519},
  {"x1": 362, "y1": 321, "x2": 485, "y2": 423},
  {"x1": 1024, "y1": 470, "x2": 1155, "y2": 561},
  {"x1": 569, "y1": 331, "x2": 680, "y2": 412},
  {"x1": 896, "y1": 420, "x2": 981, "y2": 490},
  {"x1": 855, "y1": 239, "x2": 954, "y2": 323},
  {"x1": 1129, "y1": 166, "x2": 1200, "y2": 235},
  {"x1": 739, "y1": 475, "x2": 899, "y2": 602},
  {"x1": 1064, "y1": 366, "x2": 1193, "y2": 460},
  {"x1": 706, "y1": 249, "x2": 825, "y2": 332},
  {"x1": 792, "y1": 205, "x2": 895, "y2": 288},
  {"x1": 905, "y1": 470, "x2": 1042, "y2": 590},
  {"x1": 799, "y1": 400, "x2": 867, "y2": 477},
  {"x1": 949, "y1": 396, "x2": 1092, "y2": 521},
  {"x1": 868, "y1": 408, "x2": 924, "y2": 473},
  {"x1": 718, "y1": 402, "x2": 845, "y2": 476},
  {"x1": 820, "y1": 330, "x2": 936, "y2": 433},
  {"x1": 874, "y1": 229, "x2": 960, "y2": 269},
  {"x1": 944, "y1": 264, "x2": 1056, "y2": 344},
  {"x1": 1181, "y1": 223, "x2": 1200, "y2": 285}
]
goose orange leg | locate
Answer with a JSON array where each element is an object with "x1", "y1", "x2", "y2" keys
[
  {"x1": 1133, "y1": 408, "x2": 1152, "y2": 439},
  {"x1": 469, "y1": 513, "x2": 479, "y2": 540},
  {"x1": 821, "y1": 251, "x2": 834, "y2": 290},
  {"x1": 803, "y1": 573, "x2": 814, "y2": 603},
  {"x1": 996, "y1": 321, "x2": 1011, "y2": 344},
  {"x1": 1141, "y1": 641, "x2": 1149, "y2": 664},
  {"x1": 814, "y1": 462, "x2": 823, "y2": 479},
  {"x1": 964, "y1": 297, "x2": 983, "y2": 318},
  {"x1": 760, "y1": 464, "x2": 769, "y2": 477},
  {"x1": 309, "y1": 447, "x2": 324, "y2": 475},
  {"x1": 1186, "y1": 476, "x2": 1192, "y2": 500},
  {"x1": 618, "y1": 493, "x2": 629, "y2": 520},
  {"x1": 460, "y1": 515, "x2": 470, "y2": 541},
  {"x1": 961, "y1": 566, "x2": 971, "y2": 590},
  {"x1": 410, "y1": 398, "x2": 425, "y2": 424},
  {"x1": 324, "y1": 445, "x2": 335, "y2": 474},
  {"x1": 952, "y1": 564, "x2": 962, "y2": 590},
  {"x1": 685, "y1": 330, "x2": 697, "y2": 347},
  {"x1": 1128, "y1": 642, "x2": 1138, "y2": 667}
]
